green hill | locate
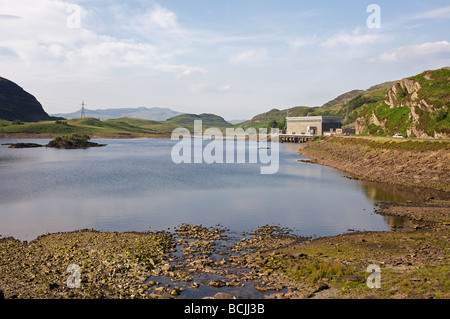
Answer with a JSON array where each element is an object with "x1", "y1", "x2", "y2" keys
[
  {"x1": 320, "y1": 89, "x2": 365, "y2": 112},
  {"x1": 321, "y1": 81, "x2": 396, "y2": 128},
  {"x1": 167, "y1": 113, "x2": 231, "y2": 127},
  {"x1": 238, "y1": 106, "x2": 318, "y2": 131}
]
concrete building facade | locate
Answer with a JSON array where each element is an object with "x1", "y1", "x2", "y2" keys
[{"x1": 286, "y1": 116, "x2": 342, "y2": 136}]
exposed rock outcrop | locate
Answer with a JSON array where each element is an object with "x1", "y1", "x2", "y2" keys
[
  {"x1": 355, "y1": 68, "x2": 450, "y2": 138},
  {"x1": 385, "y1": 79, "x2": 422, "y2": 109}
]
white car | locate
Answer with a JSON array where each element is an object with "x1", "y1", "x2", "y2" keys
[{"x1": 392, "y1": 134, "x2": 404, "y2": 138}]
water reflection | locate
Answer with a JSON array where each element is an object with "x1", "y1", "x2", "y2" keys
[
  {"x1": 359, "y1": 180, "x2": 449, "y2": 229},
  {"x1": 381, "y1": 215, "x2": 426, "y2": 230},
  {"x1": 361, "y1": 180, "x2": 449, "y2": 203}
]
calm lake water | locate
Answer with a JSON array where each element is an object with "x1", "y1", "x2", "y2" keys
[{"x1": 0, "y1": 138, "x2": 416, "y2": 241}]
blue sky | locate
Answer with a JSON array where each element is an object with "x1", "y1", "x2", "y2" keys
[{"x1": 1, "y1": 0, "x2": 449, "y2": 120}]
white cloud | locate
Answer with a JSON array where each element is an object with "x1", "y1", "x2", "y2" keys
[
  {"x1": 368, "y1": 41, "x2": 450, "y2": 66},
  {"x1": 218, "y1": 84, "x2": 231, "y2": 91},
  {"x1": 129, "y1": 3, "x2": 183, "y2": 35},
  {"x1": 321, "y1": 28, "x2": 384, "y2": 48},
  {"x1": 288, "y1": 36, "x2": 317, "y2": 49},
  {"x1": 174, "y1": 66, "x2": 206, "y2": 79},
  {"x1": 0, "y1": 0, "x2": 202, "y2": 77},
  {"x1": 188, "y1": 83, "x2": 208, "y2": 93},
  {"x1": 0, "y1": 14, "x2": 21, "y2": 20},
  {"x1": 189, "y1": 83, "x2": 232, "y2": 93},
  {"x1": 314, "y1": 28, "x2": 393, "y2": 63},
  {"x1": 79, "y1": 39, "x2": 161, "y2": 68},
  {"x1": 148, "y1": 4, "x2": 178, "y2": 28},
  {"x1": 229, "y1": 49, "x2": 268, "y2": 64},
  {"x1": 410, "y1": 6, "x2": 450, "y2": 20}
]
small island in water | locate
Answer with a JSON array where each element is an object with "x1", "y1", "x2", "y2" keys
[
  {"x1": 4, "y1": 134, "x2": 106, "y2": 149},
  {"x1": 46, "y1": 134, "x2": 106, "y2": 149}
]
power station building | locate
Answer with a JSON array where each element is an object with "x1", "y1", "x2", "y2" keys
[{"x1": 285, "y1": 116, "x2": 342, "y2": 136}]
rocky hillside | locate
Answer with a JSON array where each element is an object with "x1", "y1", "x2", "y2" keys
[
  {"x1": 355, "y1": 68, "x2": 450, "y2": 138},
  {"x1": 239, "y1": 68, "x2": 449, "y2": 139},
  {"x1": 0, "y1": 76, "x2": 50, "y2": 122}
]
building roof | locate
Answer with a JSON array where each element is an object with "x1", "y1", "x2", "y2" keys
[{"x1": 287, "y1": 116, "x2": 342, "y2": 122}]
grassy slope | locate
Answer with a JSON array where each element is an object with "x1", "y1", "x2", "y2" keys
[
  {"x1": 0, "y1": 113, "x2": 233, "y2": 138},
  {"x1": 320, "y1": 89, "x2": 364, "y2": 111},
  {"x1": 258, "y1": 219, "x2": 449, "y2": 299},
  {"x1": 410, "y1": 68, "x2": 450, "y2": 136}
]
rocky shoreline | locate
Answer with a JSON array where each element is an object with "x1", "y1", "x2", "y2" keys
[
  {"x1": 0, "y1": 225, "x2": 310, "y2": 299},
  {"x1": 298, "y1": 136, "x2": 450, "y2": 192},
  {"x1": 1, "y1": 197, "x2": 448, "y2": 300}
]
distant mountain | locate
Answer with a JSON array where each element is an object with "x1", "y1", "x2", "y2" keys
[
  {"x1": 0, "y1": 76, "x2": 51, "y2": 122},
  {"x1": 52, "y1": 107, "x2": 182, "y2": 121}
]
